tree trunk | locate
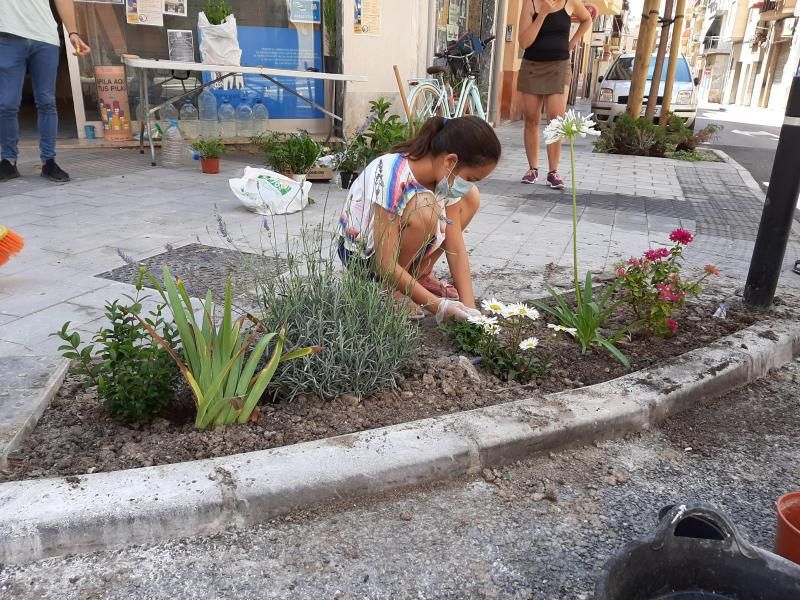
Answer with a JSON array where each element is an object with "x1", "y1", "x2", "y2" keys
[
  {"x1": 646, "y1": 0, "x2": 675, "y2": 119},
  {"x1": 660, "y1": 0, "x2": 687, "y2": 126},
  {"x1": 626, "y1": 0, "x2": 661, "y2": 118}
]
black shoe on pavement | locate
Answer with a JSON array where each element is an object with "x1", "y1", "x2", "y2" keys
[
  {"x1": 41, "y1": 159, "x2": 70, "y2": 182},
  {"x1": 0, "y1": 159, "x2": 20, "y2": 182}
]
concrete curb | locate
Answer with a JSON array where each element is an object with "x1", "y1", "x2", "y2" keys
[
  {"x1": 0, "y1": 357, "x2": 70, "y2": 469},
  {"x1": 1, "y1": 319, "x2": 798, "y2": 565}
]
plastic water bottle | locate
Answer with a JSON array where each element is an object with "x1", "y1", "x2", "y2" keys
[
  {"x1": 178, "y1": 99, "x2": 199, "y2": 139},
  {"x1": 218, "y1": 98, "x2": 236, "y2": 139},
  {"x1": 198, "y1": 88, "x2": 218, "y2": 138},
  {"x1": 251, "y1": 99, "x2": 269, "y2": 135},
  {"x1": 161, "y1": 120, "x2": 187, "y2": 168},
  {"x1": 160, "y1": 102, "x2": 178, "y2": 133},
  {"x1": 236, "y1": 96, "x2": 253, "y2": 138}
]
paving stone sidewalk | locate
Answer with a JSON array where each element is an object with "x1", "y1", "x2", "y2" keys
[{"x1": 1, "y1": 121, "x2": 798, "y2": 360}]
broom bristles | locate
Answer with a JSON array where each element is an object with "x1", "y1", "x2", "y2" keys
[{"x1": 0, "y1": 226, "x2": 24, "y2": 266}]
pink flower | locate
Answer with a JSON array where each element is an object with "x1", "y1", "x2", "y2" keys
[
  {"x1": 669, "y1": 229, "x2": 694, "y2": 245},
  {"x1": 656, "y1": 247, "x2": 670, "y2": 259},
  {"x1": 616, "y1": 267, "x2": 626, "y2": 278},
  {"x1": 627, "y1": 257, "x2": 643, "y2": 267},
  {"x1": 644, "y1": 249, "x2": 660, "y2": 261},
  {"x1": 668, "y1": 273, "x2": 680, "y2": 283},
  {"x1": 704, "y1": 264, "x2": 720, "y2": 276},
  {"x1": 616, "y1": 306, "x2": 625, "y2": 314},
  {"x1": 666, "y1": 319, "x2": 678, "y2": 334},
  {"x1": 656, "y1": 283, "x2": 685, "y2": 303}
]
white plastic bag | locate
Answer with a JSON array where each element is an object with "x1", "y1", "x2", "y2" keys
[
  {"x1": 229, "y1": 167, "x2": 312, "y2": 215},
  {"x1": 197, "y1": 12, "x2": 244, "y2": 91}
]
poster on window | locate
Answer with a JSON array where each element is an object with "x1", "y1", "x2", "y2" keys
[
  {"x1": 201, "y1": 25, "x2": 325, "y2": 120},
  {"x1": 289, "y1": 0, "x2": 321, "y2": 24},
  {"x1": 164, "y1": 0, "x2": 187, "y2": 16},
  {"x1": 94, "y1": 66, "x2": 132, "y2": 141},
  {"x1": 167, "y1": 29, "x2": 194, "y2": 61},
  {"x1": 354, "y1": 0, "x2": 380, "y2": 35},
  {"x1": 126, "y1": 0, "x2": 164, "y2": 26}
]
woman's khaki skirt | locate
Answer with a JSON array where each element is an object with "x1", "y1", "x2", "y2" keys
[{"x1": 517, "y1": 59, "x2": 572, "y2": 96}]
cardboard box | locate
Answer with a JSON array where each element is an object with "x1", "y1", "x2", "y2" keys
[{"x1": 307, "y1": 164, "x2": 334, "y2": 181}]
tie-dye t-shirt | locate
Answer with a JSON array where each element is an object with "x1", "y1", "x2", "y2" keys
[{"x1": 338, "y1": 153, "x2": 460, "y2": 258}]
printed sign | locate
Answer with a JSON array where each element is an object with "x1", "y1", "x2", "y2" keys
[
  {"x1": 167, "y1": 29, "x2": 194, "y2": 62},
  {"x1": 126, "y1": 0, "x2": 164, "y2": 26},
  {"x1": 354, "y1": 0, "x2": 380, "y2": 35},
  {"x1": 290, "y1": 0, "x2": 321, "y2": 24},
  {"x1": 94, "y1": 66, "x2": 132, "y2": 141}
]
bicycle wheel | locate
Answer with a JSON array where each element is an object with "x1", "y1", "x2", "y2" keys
[
  {"x1": 407, "y1": 83, "x2": 447, "y2": 122},
  {"x1": 456, "y1": 83, "x2": 487, "y2": 120}
]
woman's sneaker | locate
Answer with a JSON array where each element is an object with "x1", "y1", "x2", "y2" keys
[
  {"x1": 547, "y1": 170, "x2": 565, "y2": 190},
  {"x1": 521, "y1": 168, "x2": 538, "y2": 184}
]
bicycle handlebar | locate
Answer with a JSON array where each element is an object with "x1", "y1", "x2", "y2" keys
[{"x1": 433, "y1": 34, "x2": 496, "y2": 60}]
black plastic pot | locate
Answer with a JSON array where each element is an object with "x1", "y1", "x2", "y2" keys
[
  {"x1": 340, "y1": 171, "x2": 358, "y2": 190},
  {"x1": 595, "y1": 503, "x2": 800, "y2": 600}
]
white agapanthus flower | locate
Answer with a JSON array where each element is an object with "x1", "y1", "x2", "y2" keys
[
  {"x1": 547, "y1": 323, "x2": 578, "y2": 337},
  {"x1": 519, "y1": 337, "x2": 540, "y2": 350},
  {"x1": 543, "y1": 110, "x2": 601, "y2": 145},
  {"x1": 481, "y1": 298, "x2": 507, "y2": 315}
]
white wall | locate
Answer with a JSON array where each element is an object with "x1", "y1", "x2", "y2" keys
[{"x1": 341, "y1": 0, "x2": 431, "y2": 134}]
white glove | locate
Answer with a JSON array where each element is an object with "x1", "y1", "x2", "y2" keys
[{"x1": 435, "y1": 299, "x2": 481, "y2": 324}]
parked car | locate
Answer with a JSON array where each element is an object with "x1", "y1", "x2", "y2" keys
[{"x1": 592, "y1": 53, "x2": 700, "y2": 128}]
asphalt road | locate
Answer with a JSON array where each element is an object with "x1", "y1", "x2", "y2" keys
[
  {"x1": 2, "y1": 359, "x2": 799, "y2": 599},
  {"x1": 695, "y1": 104, "x2": 782, "y2": 195}
]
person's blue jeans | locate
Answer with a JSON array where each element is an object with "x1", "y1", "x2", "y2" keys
[{"x1": 0, "y1": 34, "x2": 60, "y2": 162}]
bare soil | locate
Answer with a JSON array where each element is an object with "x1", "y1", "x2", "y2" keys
[{"x1": 0, "y1": 295, "x2": 783, "y2": 483}]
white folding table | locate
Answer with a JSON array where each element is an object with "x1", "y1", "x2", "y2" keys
[{"x1": 122, "y1": 57, "x2": 368, "y2": 165}]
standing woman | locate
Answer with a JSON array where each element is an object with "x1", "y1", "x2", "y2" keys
[{"x1": 517, "y1": 0, "x2": 592, "y2": 189}]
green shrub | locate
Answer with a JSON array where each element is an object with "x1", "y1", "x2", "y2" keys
[
  {"x1": 204, "y1": 0, "x2": 232, "y2": 24},
  {"x1": 52, "y1": 273, "x2": 178, "y2": 424},
  {"x1": 252, "y1": 131, "x2": 320, "y2": 175},
  {"x1": 594, "y1": 113, "x2": 669, "y2": 157},
  {"x1": 256, "y1": 243, "x2": 419, "y2": 401}
]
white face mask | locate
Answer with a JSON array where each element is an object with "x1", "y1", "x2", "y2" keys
[{"x1": 435, "y1": 162, "x2": 474, "y2": 199}]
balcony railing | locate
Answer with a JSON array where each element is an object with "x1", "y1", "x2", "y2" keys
[
  {"x1": 703, "y1": 35, "x2": 732, "y2": 51},
  {"x1": 761, "y1": 0, "x2": 779, "y2": 12}
]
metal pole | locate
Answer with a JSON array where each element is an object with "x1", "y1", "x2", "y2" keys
[
  {"x1": 488, "y1": 0, "x2": 507, "y2": 125},
  {"x1": 743, "y1": 75, "x2": 800, "y2": 308},
  {"x1": 645, "y1": 0, "x2": 674, "y2": 119}
]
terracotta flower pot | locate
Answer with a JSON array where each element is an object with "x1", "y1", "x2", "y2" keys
[
  {"x1": 776, "y1": 492, "x2": 800, "y2": 565},
  {"x1": 201, "y1": 157, "x2": 220, "y2": 174}
]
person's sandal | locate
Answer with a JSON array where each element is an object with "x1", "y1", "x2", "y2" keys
[
  {"x1": 393, "y1": 292, "x2": 426, "y2": 320},
  {"x1": 419, "y1": 273, "x2": 459, "y2": 299},
  {"x1": 793, "y1": 259, "x2": 800, "y2": 275}
]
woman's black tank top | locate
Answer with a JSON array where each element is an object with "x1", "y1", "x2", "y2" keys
[{"x1": 523, "y1": 2, "x2": 571, "y2": 62}]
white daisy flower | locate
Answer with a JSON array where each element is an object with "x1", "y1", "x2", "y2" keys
[
  {"x1": 468, "y1": 314, "x2": 499, "y2": 332},
  {"x1": 485, "y1": 324, "x2": 501, "y2": 337},
  {"x1": 543, "y1": 110, "x2": 601, "y2": 145},
  {"x1": 481, "y1": 298, "x2": 507, "y2": 315},
  {"x1": 519, "y1": 337, "x2": 540, "y2": 350},
  {"x1": 508, "y1": 303, "x2": 539, "y2": 320},
  {"x1": 500, "y1": 304, "x2": 520, "y2": 318},
  {"x1": 547, "y1": 323, "x2": 578, "y2": 337}
]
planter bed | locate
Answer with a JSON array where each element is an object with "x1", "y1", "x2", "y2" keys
[{"x1": 0, "y1": 292, "x2": 776, "y2": 483}]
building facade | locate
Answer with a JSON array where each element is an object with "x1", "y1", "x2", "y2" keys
[{"x1": 691, "y1": 0, "x2": 799, "y2": 109}]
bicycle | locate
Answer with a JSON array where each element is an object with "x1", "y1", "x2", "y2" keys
[{"x1": 407, "y1": 33, "x2": 496, "y2": 122}]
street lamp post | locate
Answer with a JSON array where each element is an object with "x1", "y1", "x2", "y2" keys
[{"x1": 743, "y1": 74, "x2": 800, "y2": 308}]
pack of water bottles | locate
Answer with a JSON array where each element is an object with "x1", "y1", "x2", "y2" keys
[{"x1": 167, "y1": 91, "x2": 270, "y2": 140}]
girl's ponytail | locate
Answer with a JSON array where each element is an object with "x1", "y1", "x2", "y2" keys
[{"x1": 392, "y1": 115, "x2": 501, "y2": 167}]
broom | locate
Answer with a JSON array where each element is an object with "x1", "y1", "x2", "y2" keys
[{"x1": 0, "y1": 225, "x2": 24, "y2": 266}]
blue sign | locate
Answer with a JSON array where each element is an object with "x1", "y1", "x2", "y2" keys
[
  {"x1": 201, "y1": 26, "x2": 324, "y2": 120},
  {"x1": 290, "y1": 1, "x2": 321, "y2": 24}
]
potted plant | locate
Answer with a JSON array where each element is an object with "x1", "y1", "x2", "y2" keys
[
  {"x1": 191, "y1": 138, "x2": 226, "y2": 174},
  {"x1": 336, "y1": 138, "x2": 367, "y2": 189},
  {"x1": 255, "y1": 132, "x2": 320, "y2": 180}
]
